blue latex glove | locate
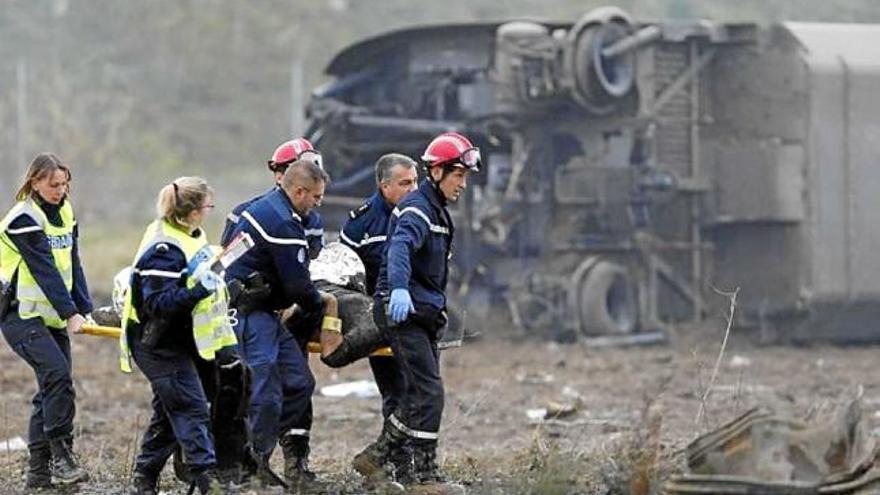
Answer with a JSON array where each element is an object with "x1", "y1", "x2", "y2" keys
[
  {"x1": 389, "y1": 288, "x2": 414, "y2": 324},
  {"x1": 187, "y1": 246, "x2": 215, "y2": 276},
  {"x1": 198, "y1": 271, "x2": 221, "y2": 294}
]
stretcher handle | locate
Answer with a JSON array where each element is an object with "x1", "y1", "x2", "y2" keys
[{"x1": 80, "y1": 324, "x2": 393, "y2": 357}]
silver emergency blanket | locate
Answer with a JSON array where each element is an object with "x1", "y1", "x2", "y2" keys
[
  {"x1": 309, "y1": 241, "x2": 366, "y2": 293},
  {"x1": 90, "y1": 266, "x2": 131, "y2": 327},
  {"x1": 112, "y1": 266, "x2": 132, "y2": 314}
]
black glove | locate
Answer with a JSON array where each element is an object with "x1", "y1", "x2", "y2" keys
[
  {"x1": 215, "y1": 345, "x2": 241, "y2": 367},
  {"x1": 0, "y1": 280, "x2": 13, "y2": 321}
]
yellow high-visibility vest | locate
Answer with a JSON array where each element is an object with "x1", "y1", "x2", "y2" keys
[
  {"x1": 118, "y1": 219, "x2": 237, "y2": 373},
  {"x1": 0, "y1": 198, "x2": 75, "y2": 329}
]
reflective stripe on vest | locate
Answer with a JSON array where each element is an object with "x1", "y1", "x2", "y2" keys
[
  {"x1": 0, "y1": 198, "x2": 75, "y2": 329},
  {"x1": 118, "y1": 219, "x2": 237, "y2": 373}
]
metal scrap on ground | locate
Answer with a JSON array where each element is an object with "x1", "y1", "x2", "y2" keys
[{"x1": 664, "y1": 398, "x2": 880, "y2": 494}]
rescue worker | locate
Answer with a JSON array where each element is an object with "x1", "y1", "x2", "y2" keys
[
  {"x1": 374, "y1": 132, "x2": 479, "y2": 492},
  {"x1": 0, "y1": 153, "x2": 91, "y2": 489},
  {"x1": 220, "y1": 137, "x2": 325, "y2": 259},
  {"x1": 119, "y1": 177, "x2": 237, "y2": 495},
  {"x1": 340, "y1": 153, "x2": 418, "y2": 478},
  {"x1": 218, "y1": 138, "x2": 325, "y2": 483},
  {"x1": 224, "y1": 159, "x2": 337, "y2": 486}
]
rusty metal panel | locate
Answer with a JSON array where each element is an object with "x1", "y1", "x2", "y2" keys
[{"x1": 664, "y1": 400, "x2": 877, "y2": 494}]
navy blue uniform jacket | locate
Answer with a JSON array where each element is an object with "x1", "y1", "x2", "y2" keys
[
  {"x1": 339, "y1": 191, "x2": 392, "y2": 296},
  {"x1": 376, "y1": 180, "x2": 453, "y2": 311},
  {"x1": 224, "y1": 188, "x2": 322, "y2": 314},
  {"x1": 221, "y1": 186, "x2": 324, "y2": 261}
]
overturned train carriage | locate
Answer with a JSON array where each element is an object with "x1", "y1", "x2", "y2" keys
[{"x1": 307, "y1": 8, "x2": 880, "y2": 342}]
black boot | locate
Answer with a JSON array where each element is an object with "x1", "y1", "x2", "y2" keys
[
  {"x1": 352, "y1": 428, "x2": 392, "y2": 480},
  {"x1": 48, "y1": 437, "x2": 89, "y2": 485},
  {"x1": 253, "y1": 451, "x2": 285, "y2": 487},
  {"x1": 409, "y1": 441, "x2": 465, "y2": 495},
  {"x1": 130, "y1": 470, "x2": 159, "y2": 495},
  {"x1": 25, "y1": 443, "x2": 52, "y2": 489},
  {"x1": 193, "y1": 467, "x2": 222, "y2": 495},
  {"x1": 279, "y1": 433, "x2": 317, "y2": 484},
  {"x1": 413, "y1": 441, "x2": 444, "y2": 483},
  {"x1": 383, "y1": 424, "x2": 414, "y2": 485},
  {"x1": 239, "y1": 445, "x2": 258, "y2": 482}
]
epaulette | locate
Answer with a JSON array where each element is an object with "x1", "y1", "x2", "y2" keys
[{"x1": 349, "y1": 201, "x2": 371, "y2": 219}]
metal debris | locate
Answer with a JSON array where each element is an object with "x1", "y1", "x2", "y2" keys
[{"x1": 664, "y1": 398, "x2": 880, "y2": 494}]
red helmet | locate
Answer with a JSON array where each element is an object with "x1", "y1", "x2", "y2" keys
[
  {"x1": 268, "y1": 138, "x2": 323, "y2": 171},
  {"x1": 421, "y1": 132, "x2": 481, "y2": 172}
]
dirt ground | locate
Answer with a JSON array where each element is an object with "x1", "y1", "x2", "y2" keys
[{"x1": 1, "y1": 319, "x2": 878, "y2": 494}]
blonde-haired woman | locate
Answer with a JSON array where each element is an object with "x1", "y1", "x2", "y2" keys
[
  {"x1": 119, "y1": 177, "x2": 236, "y2": 494},
  {"x1": 0, "y1": 152, "x2": 92, "y2": 489}
]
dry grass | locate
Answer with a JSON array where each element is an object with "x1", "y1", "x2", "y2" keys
[{"x1": 2, "y1": 324, "x2": 878, "y2": 494}]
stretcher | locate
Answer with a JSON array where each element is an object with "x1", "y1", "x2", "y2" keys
[{"x1": 80, "y1": 323, "x2": 393, "y2": 357}]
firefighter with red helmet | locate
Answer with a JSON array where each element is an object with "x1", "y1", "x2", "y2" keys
[
  {"x1": 343, "y1": 153, "x2": 419, "y2": 479},
  {"x1": 371, "y1": 132, "x2": 479, "y2": 492},
  {"x1": 219, "y1": 138, "x2": 326, "y2": 485},
  {"x1": 221, "y1": 138, "x2": 325, "y2": 258}
]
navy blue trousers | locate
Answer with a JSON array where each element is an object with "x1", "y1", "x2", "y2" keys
[
  {"x1": 130, "y1": 335, "x2": 216, "y2": 475},
  {"x1": 374, "y1": 302, "x2": 444, "y2": 438},
  {"x1": 233, "y1": 310, "x2": 314, "y2": 456},
  {"x1": 368, "y1": 355, "x2": 403, "y2": 419},
  {"x1": 0, "y1": 310, "x2": 75, "y2": 449}
]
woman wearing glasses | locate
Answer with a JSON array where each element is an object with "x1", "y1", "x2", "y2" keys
[{"x1": 118, "y1": 176, "x2": 236, "y2": 495}]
